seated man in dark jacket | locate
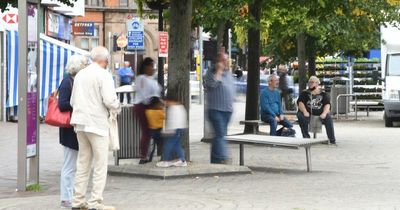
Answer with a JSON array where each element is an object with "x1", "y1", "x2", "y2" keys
[{"x1": 297, "y1": 76, "x2": 336, "y2": 144}]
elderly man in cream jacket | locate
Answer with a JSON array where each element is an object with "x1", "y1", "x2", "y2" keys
[{"x1": 70, "y1": 46, "x2": 120, "y2": 210}]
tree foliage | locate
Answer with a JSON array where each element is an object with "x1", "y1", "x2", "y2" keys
[
  {"x1": 0, "y1": 0, "x2": 77, "y2": 12},
  {"x1": 260, "y1": 0, "x2": 400, "y2": 63}
]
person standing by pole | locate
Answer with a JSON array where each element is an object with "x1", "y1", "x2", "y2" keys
[
  {"x1": 203, "y1": 53, "x2": 235, "y2": 164},
  {"x1": 134, "y1": 57, "x2": 161, "y2": 164}
]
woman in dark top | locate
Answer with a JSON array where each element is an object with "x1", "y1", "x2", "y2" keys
[{"x1": 58, "y1": 55, "x2": 88, "y2": 208}]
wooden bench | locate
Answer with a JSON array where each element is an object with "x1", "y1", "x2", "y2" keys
[
  {"x1": 226, "y1": 134, "x2": 327, "y2": 172},
  {"x1": 350, "y1": 101, "x2": 384, "y2": 116}
]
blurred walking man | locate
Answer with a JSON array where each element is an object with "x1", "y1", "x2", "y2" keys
[{"x1": 204, "y1": 53, "x2": 235, "y2": 164}]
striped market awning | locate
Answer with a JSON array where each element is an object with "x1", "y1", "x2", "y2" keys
[{"x1": 6, "y1": 30, "x2": 89, "y2": 116}]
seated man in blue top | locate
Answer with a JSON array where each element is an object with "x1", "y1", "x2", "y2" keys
[
  {"x1": 260, "y1": 74, "x2": 293, "y2": 136},
  {"x1": 118, "y1": 61, "x2": 134, "y2": 103}
]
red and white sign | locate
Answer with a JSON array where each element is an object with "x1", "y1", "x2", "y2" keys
[
  {"x1": 159, "y1": 31, "x2": 168, "y2": 58},
  {"x1": 0, "y1": 6, "x2": 19, "y2": 31}
]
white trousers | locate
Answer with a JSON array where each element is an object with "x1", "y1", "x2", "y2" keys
[
  {"x1": 72, "y1": 131, "x2": 109, "y2": 209},
  {"x1": 60, "y1": 146, "x2": 78, "y2": 202}
]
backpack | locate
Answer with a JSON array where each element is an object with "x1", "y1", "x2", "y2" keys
[{"x1": 277, "y1": 127, "x2": 296, "y2": 137}]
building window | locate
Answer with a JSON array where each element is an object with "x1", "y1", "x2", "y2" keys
[
  {"x1": 120, "y1": 0, "x2": 128, "y2": 7},
  {"x1": 86, "y1": 0, "x2": 103, "y2": 6},
  {"x1": 77, "y1": 25, "x2": 100, "y2": 51}
]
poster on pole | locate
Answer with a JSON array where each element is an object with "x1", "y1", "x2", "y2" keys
[
  {"x1": 159, "y1": 31, "x2": 168, "y2": 58},
  {"x1": 27, "y1": 4, "x2": 38, "y2": 158},
  {"x1": 126, "y1": 18, "x2": 144, "y2": 50}
]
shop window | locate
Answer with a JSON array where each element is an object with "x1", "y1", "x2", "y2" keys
[
  {"x1": 80, "y1": 38, "x2": 89, "y2": 51},
  {"x1": 86, "y1": 0, "x2": 103, "y2": 6},
  {"x1": 77, "y1": 25, "x2": 100, "y2": 51}
]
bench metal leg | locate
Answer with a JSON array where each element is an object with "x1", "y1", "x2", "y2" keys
[
  {"x1": 239, "y1": 144, "x2": 244, "y2": 166},
  {"x1": 367, "y1": 106, "x2": 370, "y2": 117},
  {"x1": 305, "y1": 147, "x2": 312, "y2": 172}
]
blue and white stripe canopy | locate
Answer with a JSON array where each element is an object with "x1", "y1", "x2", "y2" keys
[{"x1": 6, "y1": 31, "x2": 89, "y2": 116}]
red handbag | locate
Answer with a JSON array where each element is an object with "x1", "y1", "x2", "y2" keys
[{"x1": 45, "y1": 91, "x2": 72, "y2": 128}]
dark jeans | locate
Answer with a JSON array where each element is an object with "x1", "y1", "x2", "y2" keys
[
  {"x1": 261, "y1": 114, "x2": 293, "y2": 136},
  {"x1": 119, "y1": 82, "x2": 131, "y2": 103},
  {"x1": 149, "y1": 128, "x2": 162, "y2": 162},
  {"x1": 134, "y1": 104, "x2": 150, "y2": 159},
  {"x1": 208, "y1": 109, "x2": 232, "y2": 164},
  {"x1": 162, "y1": 129, "x2": 185, "y2": 161},
  {"x1": 297, "y1": 112, "x2": 336, "y2": 143}
]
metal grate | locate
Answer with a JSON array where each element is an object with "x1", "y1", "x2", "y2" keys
[{"x1": 115, "y1": 105, "x2": 141, "y2": 165}]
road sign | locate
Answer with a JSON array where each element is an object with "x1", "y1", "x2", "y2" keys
[
  {"x1": 159, "y1": 31, "x2": 168, "y2": 57},
  {"x1": 116, "y1": 35, "x2": 128, "y2": 48},
  {"x1": 126, "y1": 18, "x2": 144, "y2": 50}
]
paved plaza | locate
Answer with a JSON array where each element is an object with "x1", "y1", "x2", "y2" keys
[{"x1": 0, "y1": 101, "x2": 400, "y2": 210}]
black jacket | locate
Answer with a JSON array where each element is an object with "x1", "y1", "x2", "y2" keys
[{"x1": 58, "y1": 75, "x2": 78, "y2": 151}]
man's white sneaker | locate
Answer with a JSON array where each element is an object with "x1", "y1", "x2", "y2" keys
[
  {"x1": 172, "y1": 160, "x2": 187, "y2": 167},
  {"x1": 156, "y1": 161, "x2": 173, "y2": 167}
]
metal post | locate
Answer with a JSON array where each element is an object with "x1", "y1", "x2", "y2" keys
[
  {"x1": 157, "y1": 8, "x2": 165, "y2": 97},
  {"x1": 228, "y1": 28, "x2": 232, "y2": 71},
  {"x1": 17, "y1": 0, "x2": 28, "y2": 191},
  {"x1": 305, "y1": 147, "x2": 312, "y2": 172},
  {"x1": 239, "y1": 144, "x2": 244, "y2": 166},
  {"x1": 198, "y1": 27, "x2": 204, "y2": 104},
  {"x1": 134, "y1": 50, "x2": 137, "y2": 75},
  {"x1": 0, "y1": 31, "x2": 4, "y2": 122},
  {"x1": 30, "y1": 2, "x2": 41, "y2": 184}
]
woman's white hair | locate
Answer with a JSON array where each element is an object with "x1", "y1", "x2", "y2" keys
[
  {"x1": 90, "y1": 46, "x2": 110, "y2": 62},
  {"x1": 66, "y1": 55, "x2": 89, "y2": 76},
  {"x1": 308, "y1": 76, "x2": 320, "y2": 84}
]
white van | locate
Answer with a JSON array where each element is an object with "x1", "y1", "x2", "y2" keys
[
  {"x1": 382, "y1": 53, "x2": 400, "y2": 127},
  {"x1": 381, "y1": 25, "x2": 400, "y2": 127}
]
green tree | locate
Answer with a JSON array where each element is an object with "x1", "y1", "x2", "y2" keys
[
  {"x1": 0, "y1": 0, "x2": 76, "y2": 12},
  {"x1": 259, "y1": 0, "x2": 400, "y2": 90},
  {"x1": 136, "y1": 0, "x2": 193, "y2": 160}
]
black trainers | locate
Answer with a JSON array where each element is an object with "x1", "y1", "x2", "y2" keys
[{"x1": 139, "y1": 159, "x2": 149, "y2": 164}]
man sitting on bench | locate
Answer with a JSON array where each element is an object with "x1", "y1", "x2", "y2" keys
[
  {"x1": 260, "y1": 74, "x2": 293, "y2": 136},
  {"x1": 297, "y1": 76, "x2": 336, "y2": 144}
]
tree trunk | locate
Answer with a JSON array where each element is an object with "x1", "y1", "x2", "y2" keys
[
  {"x1": 307, "y1": 35, "x2": 316, "y2": 76},
  {"x1": 167, "y1": 0, "x2": 192, "y2": 160},
  {"x1": 297, "y1": 32, "x2": 307, "y2": 92},
  {"x1": 244, "y1": 0, "x2": 261, "y2": 133},
  {"x1": 216, "y1": 21, "x2": 225, "y2": 50}
]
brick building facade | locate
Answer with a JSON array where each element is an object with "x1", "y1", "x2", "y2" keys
[{"x1": 72, "y1": 0, "x2": 159, "y2": 72}]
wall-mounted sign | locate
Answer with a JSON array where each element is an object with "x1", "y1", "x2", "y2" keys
[
  {"x1": 72, "y1": 22, "x2": 94, "y2": 36},
  {"x1": 46, "y1": 11, "x2": 72, "y2": 40},
  {"x1": 159, "y1": 31, "x2": 168, "y2": 57},
  {"x1": 0, "y1": 6, "x2": 18, "y2": 31},
  {"x1": 126, "y1": 18, "x2": 144, "y2": 50}
]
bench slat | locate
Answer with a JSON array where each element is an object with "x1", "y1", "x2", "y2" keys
[{"x1": 226, "y1": 134, "x2": 327, "y2": 148}]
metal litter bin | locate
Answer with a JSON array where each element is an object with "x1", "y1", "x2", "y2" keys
[
  {"x1": 330, "y1": 77, "x2": 350, "y2": 114},
  {"x1": 115, "y1": 105, "x2": 141, "y2": 165}
]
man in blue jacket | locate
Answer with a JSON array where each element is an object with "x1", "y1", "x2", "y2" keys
[
  {"x1": 260, "y1": 74, "x2": 293, "y2": 136},
  {"x1": 118, "y1": 61, "x2": 134, "y2": 103}
]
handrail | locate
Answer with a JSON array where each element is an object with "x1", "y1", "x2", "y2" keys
[{"x1": 336, "y1": 94, "x2": 357, "y2": 120}]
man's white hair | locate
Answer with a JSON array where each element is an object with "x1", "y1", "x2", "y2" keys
[
  {"x1": 66, "y1": 55, "x2": 89, "y2": 76},
  {"x1": 267, "y1": 74, "x2": 278, "y2": 83},
  {"x1": 308, "y1": 76, "x2": 320, "y2": 84},
  {"x1": 90, "y1": 46, "x2": 110, "y2": 62}
]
